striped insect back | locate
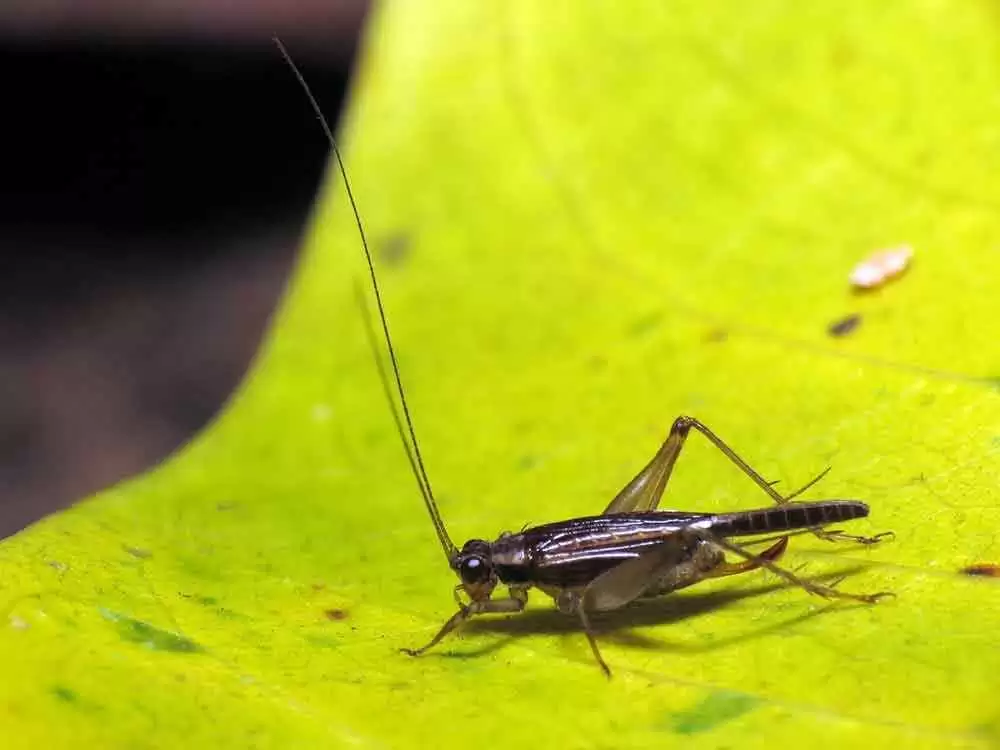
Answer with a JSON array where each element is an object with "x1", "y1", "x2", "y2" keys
[{"x1": 708, "y1": 500, "x2": 869, "y2": 536}]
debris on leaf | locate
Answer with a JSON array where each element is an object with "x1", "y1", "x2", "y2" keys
[
  {"x1": 703, "y1": 328, "x2": 729, "y2": 343},
  {"x1": 961, "y1": 563, "x2": 1000, "y2": 577},
  {"x1": 849, "y1": 245, "x2": 913, "y2": 290},
  {"x1": 828, "y1": 313, "x2": 862, "y2": 337}
]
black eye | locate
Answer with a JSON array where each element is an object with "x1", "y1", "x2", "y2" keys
[{"x1": 460, "y1": 555, "x2": 489, "y2": 583}]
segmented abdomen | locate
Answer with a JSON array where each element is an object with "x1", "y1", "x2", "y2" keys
[{"x1": 709, "y1": 500, "x2": 868, "y2": 536}]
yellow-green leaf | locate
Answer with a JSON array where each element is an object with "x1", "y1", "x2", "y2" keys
[{"x1": 3, "y1": 1, "x2": 1000, "y2": 747}]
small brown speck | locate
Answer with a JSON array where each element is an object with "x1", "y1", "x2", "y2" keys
[
  {"x1": 379, "y1": 233, "x2": 411, "y2": 266},
  {"x1": 961, "y1": 563, "x2": 1000, "y2": 577},
  {"x1": 828, "y1": 314, "x2": 861, "y2": 338},
  {"x1": 324, "y1": 608, "x2": 349, "y2": 621}
]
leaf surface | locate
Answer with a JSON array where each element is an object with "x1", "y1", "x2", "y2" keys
[{"x1": 2, "y1": 1, "x2": 1000, "y2": 747}]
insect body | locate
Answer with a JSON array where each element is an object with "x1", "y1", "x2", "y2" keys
[
  {"x1": 400, "y1": 416, "x2": 891, "y2": 675},
  {"x1": 277, "y1": 41, "x2": 893, "y2": 677}
]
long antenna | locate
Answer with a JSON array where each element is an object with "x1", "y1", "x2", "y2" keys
[{"x1": 275, "y1": 37, "x2": 458, "y2": 560}]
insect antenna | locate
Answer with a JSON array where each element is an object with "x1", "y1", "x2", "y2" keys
[{"x1": 275, "y1": 38, "x2": 458, "y2": 560}]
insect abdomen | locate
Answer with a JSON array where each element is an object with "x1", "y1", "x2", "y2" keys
[{"x1": 709, "y1": 500, "x2": 868, "y2": 536}]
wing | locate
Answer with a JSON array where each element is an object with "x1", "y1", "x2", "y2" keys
[
  {"x1": 581, "y1": 542, "x2": 690, "y2": 611},
  {"x1": 520, "y1": 511, "x2": 711, "y2": 588}
]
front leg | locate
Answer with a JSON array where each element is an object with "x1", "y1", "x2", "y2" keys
[{"x1": 402, "y1": 588, "x2": 529, "y2": 657}]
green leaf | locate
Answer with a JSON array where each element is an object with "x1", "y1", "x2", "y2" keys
[{"x1": 3, "y1": 1, "x2": 1000, "y2": 746}]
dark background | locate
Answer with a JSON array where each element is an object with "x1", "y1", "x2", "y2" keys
[{"x1": 0, "y1": 2, "x2": 369, "y2": 538}]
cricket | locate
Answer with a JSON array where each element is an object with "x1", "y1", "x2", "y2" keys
[{"x1": 277, "y1": 40, "x2": 893, "y2": 677}]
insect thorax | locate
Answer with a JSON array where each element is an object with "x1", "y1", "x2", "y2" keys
[{"x1": 488, "y1": 535, "x2": 534, "y2": 584}]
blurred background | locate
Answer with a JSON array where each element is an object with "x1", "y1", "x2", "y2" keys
[{"x1": 0, "y1": 1, "x2": 369, "y2": 538}]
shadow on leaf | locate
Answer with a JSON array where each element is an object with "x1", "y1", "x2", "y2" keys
[{"x1": 430, "y1": 564, "x2": 878, "y2": 661}]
